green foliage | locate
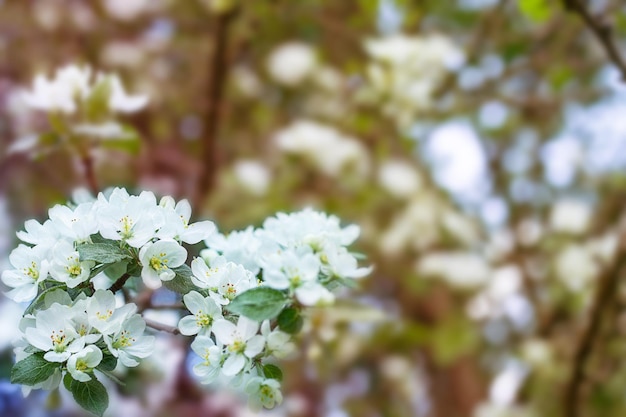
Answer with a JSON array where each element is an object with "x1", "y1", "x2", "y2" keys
[
  {"x1": 78, "y1": 241, "x2": 132, "y2": 264},
  {"x1": 262, "y1": 364, "x2": 283, "y2": 382},
  {"x1": 84, "y1": 78, "x2": 112, "y2": 122},
  {"x1": 10, "y1": 354, "x2": 59, "y2": 386},
  {"x1": 96, "y1": 355, "x2": 118, "y2": 372},
  {"x1": 64, "y1": 374, "x2": 109, "y2": 417},
  {"x1": 519, "y1": 0, "x2": 552, "y2": 23},
  {"x1": 23, "y1": 283, "x2": 67, "y2": 316},
  {"x1": 164, "y1": 264, "x2": 200, "y2": 294},
  {"x1": 226, "y1": 287, "x2": 289, "y2": 321},
  {"x1": 277, "y1": 307, "x2": 304, "y2": 334}
]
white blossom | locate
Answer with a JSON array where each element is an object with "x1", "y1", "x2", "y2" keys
[
  {"x1": 48, "y1": 240, "x2": 95, "y2": 288},
  {"x1": 378, "y1": 160, "x2": 422, "y2": 198},
  {"x1": 178, "y1": 291, "x2": 223, "y2": 336},
  {"x1": 2, "y1": 244, "x2": 50, "y2": 302},
  {"x1": 245, "y1": 377, "x2": 283, "y2": 410},
  {"x1": 275, "y1": 120, "x2": 369, "y2": 177},
  {"x1": 86, "y1": 290, "x2": 136, "y2": 335},
  {"x1": 213, "y1": 317, "x2": 265, "y2": 376},
  {"x1": 24, "y1": 304, "x2": 84, "y2": 363},
  {"x1": 190, "y1": 336, "x2": 223, "y2": 384},
  {"x1": 266, "y1": 42, "x2": 317, "y2": 86},
  {"x1": 138, "y1": 239, "x2": 188, "y2": 289},
  {"x1": 104, "y1": 314, "x2": 155, "y2": 367},
  {"x1": 21, "y1": 65, "x2": 91, "y2": 114},
  {"x1": 67, "y1": 345, "x2": 103, "y2": 382}
]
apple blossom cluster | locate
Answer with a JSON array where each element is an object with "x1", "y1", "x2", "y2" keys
[{"x1": 2, "y1": 188, "x2": 370, "y2": 415}]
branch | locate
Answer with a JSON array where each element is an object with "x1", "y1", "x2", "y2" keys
[
  {"x1": 108, "y1": 273, "x2": 131, "y2": 293},
  {"x1": 80, "y1": 153, "x2": 98, "y2": 195},
  {"x1": 144, "y1": 317, "x2": 180, "y2": 335},
  {"x1": 197, "y1": 9, "x2": 237, "y2": 203},
  {"x1": 564, "y1": 0, "x2": 626, "y2": 81},
  {"x1": 563, "y1": 249, "x2": 626, "y2": 416}
]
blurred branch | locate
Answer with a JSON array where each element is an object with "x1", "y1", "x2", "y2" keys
[
  {"x1": 563, "y1": 0, "x2": 626, "y2": 81},
  {"x1": 563, "y1": 245, "x2": 626, "y2": 417},
  {"x1": 144, "y1": 317, "x2": 181, "y2": 335},
  {"x1": 433, "y1": 0, "x2": 506, "y2": 97},
  {"x1": 80, "y1": 153, "x2": 98, "y2": 195},
  {"x1": 197, "y1": 10, "x2": 238, "y2": 204}
]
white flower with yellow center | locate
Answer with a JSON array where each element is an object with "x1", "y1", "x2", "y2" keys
[
  {"x1": 2, "y1": 244, "x2": 50, "y2": 302},
  {"x1": 190, "y1": 256, "x2": 228, "y2": 291},
  {"x1": 67, "y1": 345, "x2": 103, "y2": 382},
  {"x1": 24, "y1": 304, "x2": 84, "y2": 363},
  {"x1": 245, "y1": 377, "x2": 283, "y2": 410},
  {"x1": 104, "y1": 314, "x2": 155, "y2": 367},
  {"x1": 138, "y1": 239, "x2": 187, "y2": 289},
  {"x1": 190, "y1": 336, "x2": 223, "y2": 384},
  {"x1": 49, "y1": 240, "x2": 95, "y2": 288},
  {"x1": 157, "y1": 198, "x2": 216, "y2": 244},
  {"x1": 213, "y1": 317, "x2": 265, "y2": 376},
  {"x1": 97, "y1": 188, "x2": 161, "y2": 248},
  {"x1": 260, "y1": 321, "x2": 295, "y2": 359},
  {"x1": 86, "y1": 290, "x2": 136, "y2": 335},
  {"x1": 178, "y1": 291, "x2": 223, "y2": 336}
]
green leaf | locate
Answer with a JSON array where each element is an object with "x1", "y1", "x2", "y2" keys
[
  {"x1": 84, "y1": 78, "x2": 112, "y2": 122},
  {"x1": 226, "y1": 287, "x2": 288, "y2": 321},
  {"x1": 11, "y1": 354, "x2": 59, "y2": 386},
  {"x1": 277, "y1": 307, "x2": 303, "y2": 334},
  {"x1": 78, "y1": 242, "x2": 131, "y2": 264},
  {"x1": 96, "y1": 355, "x2": 118, "y2": 372},
  {"x1": 99, "y1": 125, "x2": 141, "y2": 155},
  {"x1": 63, "y1": 373, "x2": 73, "y2": 391},
  {"x1": 519, "y1": 0, "x2": 552, "y2": 23},
  {"x1": 67, "y1": 375, "x2": 109, "y2": 417},
  {"x1": 262, "y1": 364, "x2": 283, "y2": 382},
  {"x1": 23, "y1": 283, "x2": 67, "y2": 316},
  {"x1": 164, "y1": 264, "x2": 200, "y2": 294},
  {"x1": 103, "y1": 261, "x2": 129, "y2": 280}
]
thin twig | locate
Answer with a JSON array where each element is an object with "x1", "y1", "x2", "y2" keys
[
  {"x1": 80, "y1": 153, "x2": 98, "y2": 194},
  {"x1": 563, "y1": 249, "x2": 626, "y2": 417},
  {"x1": 108, "y1": 273, "x2": 131, "y2": 293},
  {"x1": 144, "y1": 317, "x2": 180, "y2": 335},
  {"x1": 563, "y1": 0, "x2": 626, "y2": 81},
  {"x1": 197, "y1": 9, "x2": 237, "y2": 204}
]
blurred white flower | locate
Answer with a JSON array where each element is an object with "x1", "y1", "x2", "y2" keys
[
  {"x1": 363, "y1": 34, "x2": 463, "y2": 128},
  {"x1": 232, "y1": 66, "x2": 263, "y2": 97},
  {"x1": 275, "y1": 120, "x2": 369, "y2": 177},
  {"x1": 106, "y1": 74, "x2": 149, "y2": 113},
  {"x1": 22, "y1": 65, "x2": 92, "y2": 114},
  {"x1": 377, "y1": 160, "x2": 422, "y2": 198},
  {"x1": 555, "y1": 244, "x2": 597, "y2": 292},
  {"x1": 234, "y1": 160, "x2": 271, "y2": 195},
  {"x1": 33, "y1": 0, "x2": 63, "y2": 31},
  {"x1": 103, "y1": 0, "x2": 151, "y2": 21},
  {"x1": 379, "y1": 194, "x2": 440, "y2": 254},
  {"x1": 267, "y1": 42, "x2": 317, "y2": 86},
  {"x1": 418, "y1": 251, "x2": 491, "y2": 289},
  {"x1": 549, "y1": 199, "x2": 591, "y2": 235},
  {"x1": 21, "y1": 65, "x2": 148, "y2": 116}
]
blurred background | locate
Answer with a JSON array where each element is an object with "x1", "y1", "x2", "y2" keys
[{"x1": 2, "y1": 0, "x2": 626, "y2": 416}]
